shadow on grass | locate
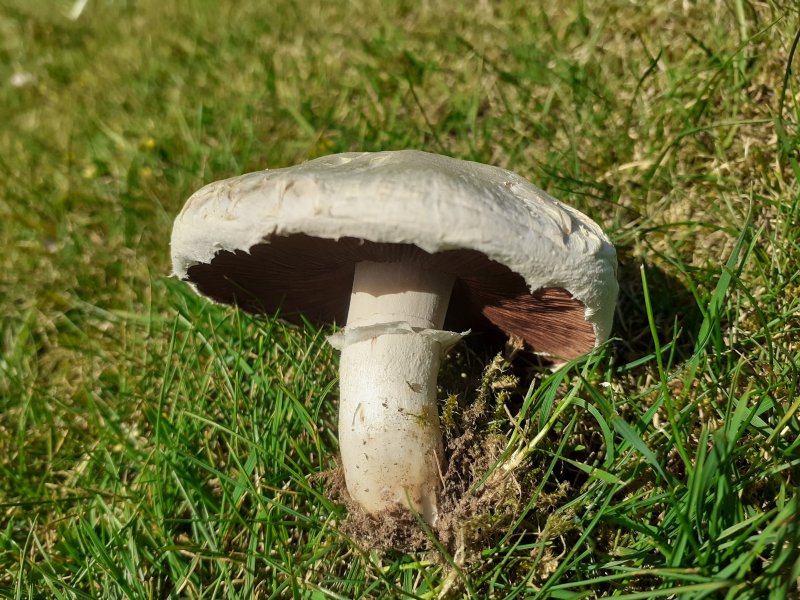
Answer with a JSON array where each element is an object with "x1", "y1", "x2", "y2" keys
[{"x1": 612, "y1": 244, "x2": 703, "y2": 368}]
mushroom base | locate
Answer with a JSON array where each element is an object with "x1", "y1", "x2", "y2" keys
[{"x1": 336, "y1": 327, "x2": 453, "y2": 524}]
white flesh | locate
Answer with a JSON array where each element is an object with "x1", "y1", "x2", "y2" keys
[{"x1": 329, "y1": 261, "x2": 460, "y2": 525}]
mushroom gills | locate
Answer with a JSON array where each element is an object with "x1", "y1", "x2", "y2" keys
[{"x1": 328, "y1": 261, "x2": 463, "y2": 525}]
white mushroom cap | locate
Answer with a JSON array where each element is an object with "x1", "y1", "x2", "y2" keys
[{"x1": 171, "y1": 150, "x2": 618, "y2": 359}]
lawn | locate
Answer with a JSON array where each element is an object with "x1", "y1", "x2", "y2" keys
[{"x1": 1, "y1": 0, "x2": 799, "y2": 597}]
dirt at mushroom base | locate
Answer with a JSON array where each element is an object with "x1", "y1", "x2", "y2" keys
[
  {"x1": 324, "y1": 429, "x2": 514, "y2": 550},
  {"x1": 321, "y1": 347, "x2": 544, "y2": 559}
]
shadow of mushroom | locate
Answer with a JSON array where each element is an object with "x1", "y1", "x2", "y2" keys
[{"x1": 611, "y1": 244, "x2": 703, "y2": 367}]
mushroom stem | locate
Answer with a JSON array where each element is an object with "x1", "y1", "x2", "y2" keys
[{"x1": 329, "y1": 261, "x2": 460, "y2": 525}]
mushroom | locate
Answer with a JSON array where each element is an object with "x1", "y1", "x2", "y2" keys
[{"x1": 170, "y1": 150, "x2": 617, "y2": 525}]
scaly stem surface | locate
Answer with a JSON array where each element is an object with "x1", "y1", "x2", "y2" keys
[{"x1": 330, "y1": 261, "x2": 459, "y2": 525}]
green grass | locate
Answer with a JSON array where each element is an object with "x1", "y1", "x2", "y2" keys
[{"x1": 1, "y1": 0, "x2": 799, "y2": 597}]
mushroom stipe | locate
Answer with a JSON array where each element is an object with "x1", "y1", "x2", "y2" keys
[{"x1": 171, "y1": 150, "x2": 617, "y2": 528}]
